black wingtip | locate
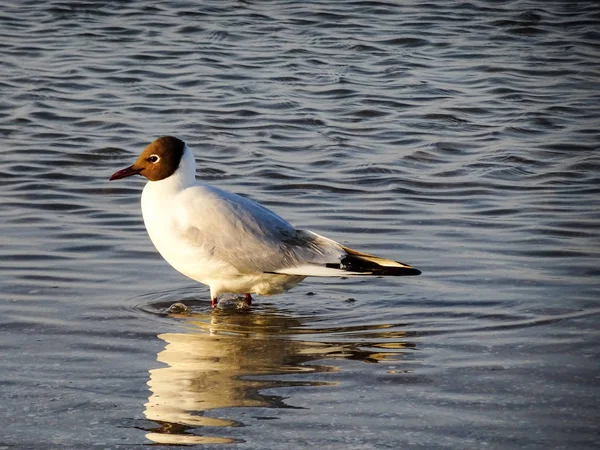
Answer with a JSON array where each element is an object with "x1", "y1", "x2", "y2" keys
[
  {"x1": 372, "y1": 266, "x2": 422, "y2": 276},
  {"x1": 338, "y1": 253, "x2": 422, "y2": 276}
]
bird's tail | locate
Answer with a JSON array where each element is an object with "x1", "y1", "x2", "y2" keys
[
  {"x1": 334, "y1": 246, "x2": 421, "y2": 276},
  {"x1": 271, "y1": 230, "x2": 421, "y2": 278}
]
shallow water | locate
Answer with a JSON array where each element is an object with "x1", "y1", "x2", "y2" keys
[{"x1": 1, "y1": 1, "x2": 599, "y2": 448}]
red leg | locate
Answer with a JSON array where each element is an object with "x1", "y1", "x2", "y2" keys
[
  {"x1": 211, "y1": 297, "x2": 218, "y2": 308},
  {"x1": 244, "y1": 293, "x2": 253, "y2": 306}
]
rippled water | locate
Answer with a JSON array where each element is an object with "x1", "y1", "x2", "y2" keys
[{"x1": 1, "y1": 1, "x2": 599, "y2": 448}]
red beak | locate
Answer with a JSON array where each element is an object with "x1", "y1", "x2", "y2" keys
[{"x1": 109, "y1": 165, "x2": 142, "y2": 181}]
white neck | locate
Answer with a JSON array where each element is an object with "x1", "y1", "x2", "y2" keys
[
  {"x1": 141, "y1": 143, "x2": 197, "y2": 224},
  {"x1": 146, "y1": 144, "x2": 196, "y2": 194}
]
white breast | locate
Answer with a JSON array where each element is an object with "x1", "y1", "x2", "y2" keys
[{"x1": 140, "y1": 146, "x2": 228, "y2": 283}]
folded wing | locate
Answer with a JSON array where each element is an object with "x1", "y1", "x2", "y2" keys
[{"x1": 174, "y1": 184, "x2": 420, "y2": 277}]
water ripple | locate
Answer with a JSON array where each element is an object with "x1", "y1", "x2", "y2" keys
[{"x1": 0, "y1": 0, "x2": 599, "y2": 448}]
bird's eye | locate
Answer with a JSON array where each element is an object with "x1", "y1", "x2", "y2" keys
[{"x1": 147, "y1": 154, "x2": 160, "y2": 163}]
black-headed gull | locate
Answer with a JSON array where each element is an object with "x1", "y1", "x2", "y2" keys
[{"x1": 110, "y1": 136, "x2": 421, "y2": 307}]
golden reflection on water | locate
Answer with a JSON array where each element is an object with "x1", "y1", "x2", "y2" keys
[{"x1": 144, "y1": 305, "x2": 414, "y2": 445}]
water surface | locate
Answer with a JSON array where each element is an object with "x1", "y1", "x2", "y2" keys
[{"x1": 1, "y1": 1, "x2": 599, "y2": 448}]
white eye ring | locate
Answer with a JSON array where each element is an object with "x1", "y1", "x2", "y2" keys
[{"x1": 147, "y1": 154, "x2": 160, "y2": 163}]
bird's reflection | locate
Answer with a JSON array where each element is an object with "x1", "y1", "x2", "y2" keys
[{"x1": 143, "y1": 302, "x2": 414, "y2": 445}]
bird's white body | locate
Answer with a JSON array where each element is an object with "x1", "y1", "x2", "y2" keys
[
  {"x1": 110, "y1": 136, "x2": 420, "y2": 305},
  {"x1": 141, "y1": 145, "x2": 346, "y2": 299}
]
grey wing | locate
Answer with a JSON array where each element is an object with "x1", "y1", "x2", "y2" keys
[{"x1": 174, "y1": 184, "x2": 344, "y2": 274}]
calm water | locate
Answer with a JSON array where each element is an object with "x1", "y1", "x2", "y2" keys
[{"x1": 1, "y1": 1, "x2": 599, "y2": 448}]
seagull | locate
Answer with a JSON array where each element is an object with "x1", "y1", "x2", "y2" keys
[{"x1": 110, "y1": 136, "x2": 421, "y2": 307}]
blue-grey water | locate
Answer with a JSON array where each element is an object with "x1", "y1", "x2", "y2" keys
[{"x1": 1, "y1": 1, "x2": 599, "y2": 448}]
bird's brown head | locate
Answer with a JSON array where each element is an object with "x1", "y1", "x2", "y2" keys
[{"x1": 109, "y1": 136, "x2": 186, "y2": 182}]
